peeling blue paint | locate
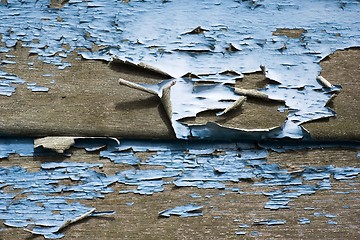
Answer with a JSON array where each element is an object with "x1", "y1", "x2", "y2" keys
[
  {"x1": 253, "y1": 219, "x2": 287, "y2": 226},
  {"x1": 97, "y1": 139, "x2": 360, "y2": 212},
  {"x1": 0, "y1": 137, "x2": 34, "y2": 158},
  {"x1": 159, "y1": 204, "x2": 203, "y2": 218},
  {"x1": 235, "y1": 231, "x2": 247, "y2": 235},
  {"x1": 27, "y1": 82, "x2": 49, "y2": 92},
  {"x1": 0, "y1": 161, "x2": 116, "y2": 238},
  {"x1": 0, "y1": 70, "x2": 25, "y2": 96},
  {"x1": 100, "y1": 150, "x2": 140, "y2": 165},
  {"x1": 239, "y1": 223, "x2": 250, "y2": 228},
  {"x1": 0, "y1": 0, "x2": 359, "y2": 138},
  {"x1": 328, "y1": 220, "x2": 338, "y2": 225},
  {"x1": 298, "y1": 217, "x2": 311, "y2": 225},
  {"x1": 0, "y1": 136, "x2": 359, "y2": 237}
]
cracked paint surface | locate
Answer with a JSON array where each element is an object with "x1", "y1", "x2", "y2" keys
[
  {"x1": 1, "y1": 138, "x2": 359, "y2": 238},
  {"x1": 0, "y1": 0, "x2": 359, "y2": 138},
  {"x1": 0, "y1": 161, "x2": 116, "y2": 238},
  {"x1": 0, "y1": 0, "x2": 359, "y2": 238}
]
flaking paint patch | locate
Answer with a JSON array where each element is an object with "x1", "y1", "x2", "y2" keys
[
  {"x1": 0, "y1": 138, "x2": 360, "y2": 238},
  {"x1": 0, "y1": 69, "x2": 25, "y2": 96},
  {"x1": 0, "y1": 0, "x2": 359, "y2": 138},
  {"x1": 159, "y1": 204, "x2": 203, "y2": 218},
  {"x1": 119, "y1": 77, "x2": 276, "y2": 139},
  {"x1": 0, "y1": 161, "x2": 116, "y2": 238}
]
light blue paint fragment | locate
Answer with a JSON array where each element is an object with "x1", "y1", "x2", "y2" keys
[
  {"x1": 328, "y1": 220, "x2": 338, "y2": 225},
  {"x1": 159, "y1": 204, "x2": 203, "y2": 218},
  {"x1": 0, "y1": 70, "x2": 26, "y2": 96},
  {"x1": 298, "y1": 217, "x2": 311, "y2": 225},
  {"x1": 253, "y1": 219, "x2": 287, "y2": 226},
  {"x1": 27, "y1": 83, "x2": 49, "y2": 92}
]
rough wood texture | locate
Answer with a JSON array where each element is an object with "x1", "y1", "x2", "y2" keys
[{"x1": 303, "y1": 48, "x2": 360, "y2": 140}]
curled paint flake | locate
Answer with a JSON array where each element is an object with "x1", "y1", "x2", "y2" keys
[
  {"x1": 253, "y1": 219, "x2": 287, "y2": 226},
  {"x1": 298, "y1": 217, "x2": 311, "y2": 225},
  {"x1": 1, "y1": 59, "x2": 16, "y2": 64},
  {"x1": 119, "y1": 77, "x2": 259, "y2": 139},
  {"x1": 235, "y1": 231, "x2": 247, "y2": 235},
  {"x1": 27, "y1": 83, "x2": 49, "y2": 92},
  {"x1": 159, "y1": 204, "x2": 203, "y2": 218},
  {"x1": 35, "y1": 137, "x2": 76, "y2": 153},
  {"x1": 239, "y1": 223, "x2": 250, "y2": 228}
]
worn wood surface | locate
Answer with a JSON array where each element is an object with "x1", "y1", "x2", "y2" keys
[{"x1": 303, "y1": 48, "x2": 360, "y2": 140}]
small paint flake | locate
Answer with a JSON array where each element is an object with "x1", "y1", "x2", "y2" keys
[
  {"x1": 304, "y1": 207, "x2": 315, "y2": 210},
  {"x1": 228, "y1": 188, "x2": 240, "y2": 192},
  {"x1": 253, "y1": 219, "x2": 286, "y2": 226},
  {"x1": 189, "y1": 193, "x2": 202, "y2": 198},
  {"x1": 90, "y1": 211, "x2": 116, "y2": 217},
  {"x1": 335, "y1": 191, "x2": 350, "y2": 194},
  {"x1": 328, "y1": 220, "x2": 338, "y2": 225},
  {"x1": 298, "y1": 217, "x2": 311, "y2": 225},
  {"x1": 235, "y1": 231, "x2": 246, "y2": 235},
  {"x1": 239, "y1": 224, "x2": 249, "y2": 228},
  {"x1": 1, "y1": 60, "x2": 16, "y2": 64},
  {"x1": 314, "y1": 212, "x2": 324, "y2": 217},
  {"x1": 250, "y1": 231, "x2": 260, "y2": 237},
  {"x1": 159, "y1": 204, "x2": 203, "y2": 218},
  {"x1": 27, "y1": 85, "x2": 49, "y2": 92}
]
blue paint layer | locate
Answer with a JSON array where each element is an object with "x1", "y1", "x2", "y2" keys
[
  {"x1": 0, "y1": 162, "x2": 116, "y2": 238},
  {"x1": 1, "y1": 1, "x2": 359, "y2": 138},
  {"x1": 0, "y1": 138, "x2": 359, "y2": 238},
  {"x1": 159, "y1": 204, "x2": 203, "y2": 218}
]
